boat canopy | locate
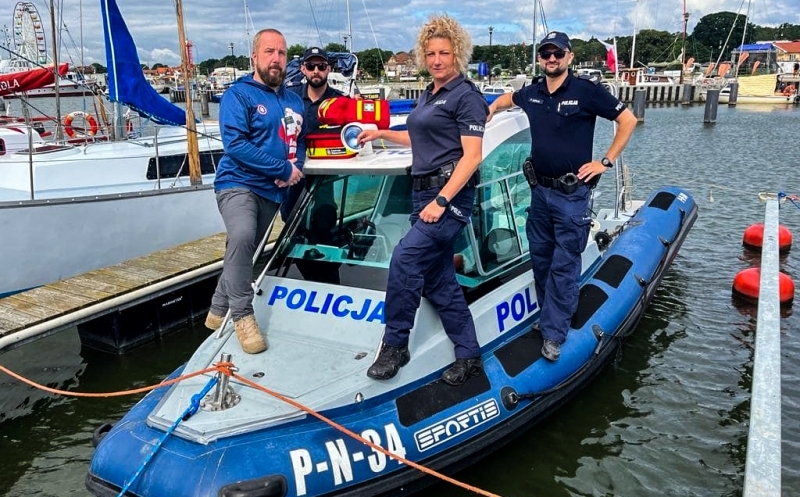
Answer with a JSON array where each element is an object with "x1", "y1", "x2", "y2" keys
[{"x1": 736, "y1": 43, "x2": 774, "y2": 52}]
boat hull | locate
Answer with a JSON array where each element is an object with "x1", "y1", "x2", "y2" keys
[
  {"x1": 0, "y1": 186, "x2": 223, "y2": 297},
  {"x1": 86, "y1": 186, "x2": 697, "y2": 497}
]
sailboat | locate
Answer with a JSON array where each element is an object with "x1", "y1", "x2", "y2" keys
[{"x1": 0, "y1": 0, "x2": 224, "y2": 298}]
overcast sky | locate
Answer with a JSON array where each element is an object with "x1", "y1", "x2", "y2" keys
[{"x1": 4, "y1": 0, "x2": 798, "y2": 67}]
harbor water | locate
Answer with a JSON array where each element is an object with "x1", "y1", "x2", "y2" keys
[{"x1": 1, "y1": 100, "x2": 799, "y2": 496}]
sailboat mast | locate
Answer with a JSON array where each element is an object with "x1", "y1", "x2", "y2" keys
[
  {"x1": 532, "y1": 1, "x2": 537, "y2": 76},
  {"x1": 49, "y1": 0, "x2": 63, "y2": 142},
  {"x1": 175, "y1": 0, "x2": 201, "y2": 185},
  {"x1": 346, "y1": 0, "x2": 352, "y2": 52}
]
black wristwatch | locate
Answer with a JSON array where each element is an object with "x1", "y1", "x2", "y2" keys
[
  {"x1": 435, "y1": 195, "x2": 449, "y2": 207},
  {"x1": 600, "y1": 157, "x2": 614, "y2": 168}
]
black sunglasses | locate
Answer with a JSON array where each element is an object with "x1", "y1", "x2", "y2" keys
[
  {"x1": 538, "y1": 50, "x2": 567, "y2": 60},
  {"x1": 304, "y1": 62, "x2": 329, "y2": 71}
]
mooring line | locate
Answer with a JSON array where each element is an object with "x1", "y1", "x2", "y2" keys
[{"x1": 0, "y1": 362, "x2": 233, "y2": 398}]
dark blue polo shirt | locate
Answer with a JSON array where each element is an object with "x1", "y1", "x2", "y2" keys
[
  {"x1": 406, "y1": 74, "x2": 489, "y2": 176},
  {"x1": 512, "y1": 71, "x2": 626, "y2": 178},
  {"x1": 289, "y1": 83, "x2": 345, "y2": 134}
]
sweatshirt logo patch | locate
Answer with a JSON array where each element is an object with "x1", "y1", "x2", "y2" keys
[{"x1": 257, "y1": 104, "x2": 267, "y2": 115}]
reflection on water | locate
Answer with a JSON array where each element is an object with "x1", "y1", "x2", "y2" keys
[{"x1": 1, "y1": 104, "x2": 799, "y2": 496}]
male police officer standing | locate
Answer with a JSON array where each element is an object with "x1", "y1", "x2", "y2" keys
[
  {"x1": 282, "y1": 47, "x2": 345, "y2": 220},
  {"x1": 488, "y1": 31, "x2": 636, "y2": 362}
]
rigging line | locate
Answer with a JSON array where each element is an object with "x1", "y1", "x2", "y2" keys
[
  {"x1": 361, "y1": 0, "x2": 385, "y2": 67},
  {"x1": 306, "y1": 0, "x2": 322, "y2": 46}
]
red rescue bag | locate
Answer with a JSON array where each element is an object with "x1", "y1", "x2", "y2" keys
[{"x1": 318, "y1": 97, "x2": 390, "y2": 129}]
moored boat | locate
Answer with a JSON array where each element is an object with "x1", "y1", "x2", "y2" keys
[
  {"x1": 86, "y1": 109, "x2": 697, "y2": 497},
  {"x1": 0, "y1": 0, "x2": 224, "y2": 298}
]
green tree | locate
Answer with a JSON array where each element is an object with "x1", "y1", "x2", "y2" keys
[
  {"x1": 288, "y1": 44, "x2": 305, "y2": 61},
  {"x1": 692, "y1": 12, "x2": 755, "y2": 57},
  {"x1": 90, "y1": 62, "x2": 106, "y2": 74},
  {"x1": 325, "y1": 42, "x2": 347, "y2": 53},
  {"x1": 355, "y1": 48, "x2": 393, "y2": 79}
]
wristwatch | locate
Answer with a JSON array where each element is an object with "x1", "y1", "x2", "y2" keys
[
  {"x1": 435, "y1": 195, "x2": 449, "y2": 207},
  {"x1": 600, "y1": 157, "x2": 614, "y2": 168}
]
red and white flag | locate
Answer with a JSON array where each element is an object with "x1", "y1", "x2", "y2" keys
[{"x1": 599, "y1": 39, "x2": 617, "y2": 73}]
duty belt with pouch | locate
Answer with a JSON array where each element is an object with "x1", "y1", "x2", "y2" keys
[{"x1": 411, "y1": 161, "x2": 480, "y2": 191}]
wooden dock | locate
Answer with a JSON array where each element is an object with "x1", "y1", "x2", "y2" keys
[{"x1": 0, "y1": 233, "x2": 227, "y2": 351}]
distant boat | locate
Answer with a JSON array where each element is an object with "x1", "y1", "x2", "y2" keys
[
  {"x1": 0, "y1": 0, "x2": 224, "y2": 298},
  {"x1": 0, "y1": 61, "x2": 69, "y2": 96}
]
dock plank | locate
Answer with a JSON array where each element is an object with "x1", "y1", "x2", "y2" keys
[
  {"x1": 13, "y1": 286, "x2": 95, "y2": 314},
  {"x1": 47, "y1": 279, "x2": 115, "y2": 302},
  {"x1": 0, "y1": 296, "x2": 53, "y2": 321},
  {"x1": 0, "y1": 231, "x2": 234, "y2": 342},
  {"x1": 65, "y1": 274, "x2": 132, "y2": 295}
]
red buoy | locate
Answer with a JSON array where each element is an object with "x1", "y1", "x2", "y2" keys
[
  {"x1": 742, "y1": 223, "x2": 793, "y2": 253},
  {"x1": 732, "y1": 267, "x2": 795, "y2": 305}
]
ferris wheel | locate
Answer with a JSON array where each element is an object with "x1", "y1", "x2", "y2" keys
[{"x1": 13, "y1": 2, "x2": 48, "y2": 65}]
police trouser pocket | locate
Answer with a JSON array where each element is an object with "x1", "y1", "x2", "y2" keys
[{"x1": 565, "y1": 214, "x2": 592, "y2": 253}]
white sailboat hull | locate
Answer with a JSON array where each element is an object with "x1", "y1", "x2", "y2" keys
[
  {"x1": 0, "y1": 124, "x2": 225, "y2": 296},
  {"x1": 0, "y1": 187, "x2": 222, "y2": 296}
]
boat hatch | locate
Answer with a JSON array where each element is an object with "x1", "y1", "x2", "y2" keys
[{"x1": 268, "y1": 127, "x2": 533, "y2": 291}]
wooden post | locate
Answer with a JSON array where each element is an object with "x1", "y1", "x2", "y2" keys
[
  {"x1": 200, "y1": 90, "x2": 210, "y2": 117},
  {"x1": 175, "y1": 0, "x2": 202, "y2": 185},
  {"x1": 681, "y1": 83, "x2": 694, "y2": 105},
  {"x1": 632, "y1": 89, "x2": 646, "y2": 122},
  {"x1": 728, "y1": 81, "x2": 739, "y2": 107},
  {"x1": 704, "y1": 89, "x2": 720, "y2": 123}
]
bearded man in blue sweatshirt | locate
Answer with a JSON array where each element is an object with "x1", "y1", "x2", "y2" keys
[{"x1": 205, "y1": 28, "x2": 305, "y2": 354}]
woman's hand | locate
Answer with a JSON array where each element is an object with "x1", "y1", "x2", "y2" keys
[
  {"x1": 357, "y1": 129, "x2": 382, "y2": 147},
  {"x1": 419, "y1": 201, "x2": 446, "y2": 223}
]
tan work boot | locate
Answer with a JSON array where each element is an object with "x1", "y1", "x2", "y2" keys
[
  {"x1": 233, "y1": 315, "x2": 268, "y2": 354},
  {"x1": 204, "y1": 309, "x2": 225, "y2": 330}
]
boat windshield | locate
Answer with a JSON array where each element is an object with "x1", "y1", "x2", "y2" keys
[{"x1": 266, "y1": 127, "x2": 532, "y2": 291}]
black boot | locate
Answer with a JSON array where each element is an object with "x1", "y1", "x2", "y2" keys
[
  {"x1": 441, "y1": 358, "x2": 483, "y2": 386},
  {"x1": 367, "y1": 344, "x2": 410, "y2": 380}
]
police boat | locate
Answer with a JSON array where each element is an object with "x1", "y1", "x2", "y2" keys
[{"x1": 86, "y1": 109, "x2": 697, "y2": 497}]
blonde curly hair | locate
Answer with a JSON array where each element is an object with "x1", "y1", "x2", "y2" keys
[{"x1": 414, "y1": 15, "x2": 472, "y2": 74}]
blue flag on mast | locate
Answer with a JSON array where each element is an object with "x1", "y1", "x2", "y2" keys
[{"x1": 101, "y1": 0, "x2": 187, "y2": 126}]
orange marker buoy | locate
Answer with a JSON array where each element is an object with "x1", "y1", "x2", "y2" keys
[
  {"x1": 742, "y1": 223, "x2": 793, "y2": 253},
  {"x1": 732, "y1": 267, "x2": 795, "y2": 306}
]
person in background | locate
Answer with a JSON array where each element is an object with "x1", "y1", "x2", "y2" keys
[
  {"x1": 204, "y1": 28, "x2": 305, "y2": 354},
  {"x1": 487, "y1": 31, "x2": 636, "y2": 362},
  {"x1": 282, "y1": 46, "x2": 345, "y2": 221},
  {"x1": 357, "y1": 15, "x2": 488, "y2": 386}
]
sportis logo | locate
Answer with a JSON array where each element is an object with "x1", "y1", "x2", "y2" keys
[{"x1": 413, "y1": 399, "x2": 500, "y2": 451}]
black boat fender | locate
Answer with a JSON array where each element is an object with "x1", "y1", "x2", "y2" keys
[{"x1": 92, "y1": 422, "x2": 114, "y2": 447}]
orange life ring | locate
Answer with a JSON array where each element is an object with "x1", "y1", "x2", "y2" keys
[
  {"x1": 63, "y1": 111, "x2": 99, "y2": 138},
  {"x1": 783, "y1": 85, "x2": 796, "y2": 96}
]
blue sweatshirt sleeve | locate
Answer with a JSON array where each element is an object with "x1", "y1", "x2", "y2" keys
[{"x1": 219, "y1": 89, "x2": 293, "y2": 181}]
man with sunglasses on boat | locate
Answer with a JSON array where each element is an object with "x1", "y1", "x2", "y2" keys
[
  {"x1": 282, "y1": 47, "x2": 345, "y2": 221},
  {"x1": 487, "y1": 31, "x2": 636, "y2": 362}
]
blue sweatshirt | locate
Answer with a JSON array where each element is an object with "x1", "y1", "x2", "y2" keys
[{"x1": 215, "y1": 74, "x2": 306, "y2": 202}]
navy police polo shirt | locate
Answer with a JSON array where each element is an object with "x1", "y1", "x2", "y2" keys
[
  {"x1": 512, "y1": 71, "x2": 626, "y2": 178},
  {"x1": 289, "y1": 83, "x2": 344, "y2": 134},
  {"x1": 406, "y1": 74, "x2": 489, "y2": 176}
]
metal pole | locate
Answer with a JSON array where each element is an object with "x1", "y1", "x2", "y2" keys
[
  {"x1": 743, "y1": 196, "x2": 782, "y2": 497},
  {"x1": 488, "y1": 26, "x2": 494, "y2": 85},
  {"x1": 679, "y1": 5, "x2": 690, "y2": 85}
]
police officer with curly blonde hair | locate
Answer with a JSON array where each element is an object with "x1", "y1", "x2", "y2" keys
[{"x1": 357, "y1": 15, "x2": 487, "y2": 386}]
